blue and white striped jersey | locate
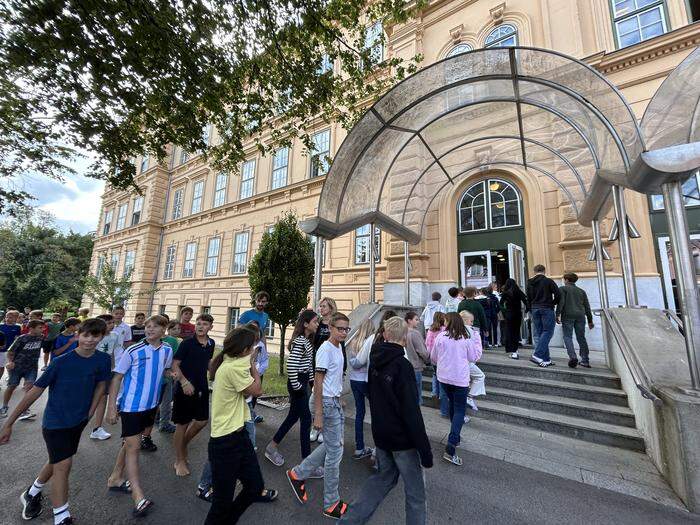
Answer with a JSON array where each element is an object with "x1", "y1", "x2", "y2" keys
[{"x1": 115, "y1": 340, "x2": 173, "y2": 413}]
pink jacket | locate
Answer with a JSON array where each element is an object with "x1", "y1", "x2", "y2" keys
[
  {"x1": 425, "y1": 327, "x2": 445, "y2": 354},
  {"x1": 430, "y1": 330, "x2": 483, "y2": 387}
]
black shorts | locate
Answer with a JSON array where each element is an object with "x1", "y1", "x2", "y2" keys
[
  {"x1": 172, "y1": 387, "x2": 209, "y2": 425},
  {"x1": 42, "y1": 340, "x2": 54, "y2": 354},
  {"x1": 42, "y1": 420, "x2": 88, "y2": 464},
  {"x1": 120, "y1": 407, "x2": 158, "y2": 438}
]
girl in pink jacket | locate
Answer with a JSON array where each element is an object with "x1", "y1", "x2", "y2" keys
[{"x1": 425, "y1": 312, "x2": 447, "y2": 415}]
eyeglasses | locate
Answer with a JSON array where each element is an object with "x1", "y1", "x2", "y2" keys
[{"x1": 332, "y1": 326, "x2": 351, "y2": 333}]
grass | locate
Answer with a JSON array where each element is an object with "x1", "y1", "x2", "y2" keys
[{"x1": 262, "y1": 354, "x2": 288, "y2": 397}]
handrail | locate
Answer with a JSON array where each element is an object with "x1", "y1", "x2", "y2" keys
[
  {"x1": 664, "y1": 309, "x2": 685, "y2": 336},
  {"x1": 598, "y1": 309, "x2": 663, "y2": 407}
]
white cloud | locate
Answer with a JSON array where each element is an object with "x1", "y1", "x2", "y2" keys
[{"x1": 38, "y1": 175, "x2": 105, "y2": 233}]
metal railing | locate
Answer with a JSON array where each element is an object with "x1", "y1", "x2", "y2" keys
[{"x1": 664, "y1": 309, "x2": 685, "y2": 336}]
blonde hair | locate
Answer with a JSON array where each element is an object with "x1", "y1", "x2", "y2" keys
[
  {"x1": 459, "y1": 311, "x2": 474, "y2": 325},
  {"x1": 320, "y1": 297, "x2": 337, "y2": 315},
  {"x1": 383, "y1": 316, "x2": 408, "y2": 343},
  {"x1": 350, "y1": 319, "x2": 375, "y2": 355}
]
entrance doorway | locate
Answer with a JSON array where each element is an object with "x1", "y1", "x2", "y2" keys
[{"x1": 459, "y1": 248, "x2": 516, "y2": 291}]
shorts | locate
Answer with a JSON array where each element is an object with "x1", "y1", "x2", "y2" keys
[
  {"x1": 42, "y1": 340, "x2": 54, "y2": 354},
  {"x1": 0, "y1": 353, "x2": 6, "y2": 367},
  {"x1": 120, "y1": 407, "x2": 158, "y2": 438},
  {"x1": 172, "y1": 387, "x2": 210, "y2": 425},
  {"x1": 8, "y1": 367, "x2": 38, "y2": 387},
  {"x1": 43, "y1": 419, "x2": 89, "y2": 464}
]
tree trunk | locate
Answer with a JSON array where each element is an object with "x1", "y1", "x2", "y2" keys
[{"x1": 279, "y1": 324, "x2": 287, "y2": 376}]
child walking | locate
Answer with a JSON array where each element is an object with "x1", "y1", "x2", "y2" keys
[
  {"x1": 347, "y1": 318, "x2": 376, "y2": 460},
  {"x1": 459, "y1": 311, "x2": 486, "y2": 413},
  {"x1": 156, "y1": 320, "x2": 181, "y2": 433},
  {"x1": 89, "y1": 313, "x2": 119, "y2": 441},
  {"x1": 2, "y1": 319, "x2": 45, "y2": 421},
  {"x1": 52, "y1": 318, "x2": 80, "y2": 358},
  {"x1": 425, "y1": 312, "x2": 447, "y2": 417}
]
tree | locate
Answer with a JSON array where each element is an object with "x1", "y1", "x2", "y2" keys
[
  {"x1": 248, "y1": 213, "x2": 315, "y2": 375},
  {"x1": 0, "y1": 1, "x2": 425, "y2": 212},
  {"x1": 83, "y1": 263, "x2": 156, "y2": 311}
]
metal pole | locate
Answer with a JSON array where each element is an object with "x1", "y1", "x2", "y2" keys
[
  {"x1": 369, "y1": 223, "x2": 376, "y2": 303},
  {"x1": 662, "y1": 181, "x2": 700, "y2": 389},
  {"x1": 612, "y1": 185, "x2": 638, "y2": 306},
  {"x1": 403, "y1": 241, "x2": 410, "y2": 306},
  {"x1": 313, "y1": 236, "x2": 323, "y2": 310},
  {"x1": 592, "y1": 219, "x2": 609, "y2": 309}
]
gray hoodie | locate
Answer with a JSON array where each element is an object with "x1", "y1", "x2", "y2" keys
[{"x1": 420, "y1": 301, "x2": 445, "y2": 327}]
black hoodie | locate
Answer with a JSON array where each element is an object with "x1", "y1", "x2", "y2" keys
[
  {"x1": 368, "y1": 341, "x2": 433, "y2": 468},
  {"x1": 527, "y1": 273, "x2": 561, "y2": 310}
]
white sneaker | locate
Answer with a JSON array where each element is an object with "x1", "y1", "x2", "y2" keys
[
  {"x1": 17, "y1": 410, "x2": 35, "y2": 421},
  {"x1": 90, "y1": 427, "x2": 111, "y2": 440},
  {"x1": 310, "y1": 428, "x2": 319, "y2": 442},
  {"x1": 510, "y1": 352, "x2": 519, "y2": 360},
  {"x1": 463, "y1": 415, "x2": 471, "y2": 424},
  {"x1": 317, "y1": 432, "x2": 323, "y2": 443},
  {"x1": 466, "y1": 397, "x2": 478, "y2": 412}
]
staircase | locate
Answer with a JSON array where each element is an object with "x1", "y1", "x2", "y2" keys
[{"x1": 422, "y1": 350, "x2": 645, "y2": 452}]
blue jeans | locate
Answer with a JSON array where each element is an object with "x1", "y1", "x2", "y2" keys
[
  {"x1": 350, "y1": 380, "x2": 368, "y2": 451},
  {"x1": 562, "y1": 318, "x2": 590, "y2": 363},
  {"x1": 439, "y1": 382, "x2": 449, "y2": 417},
  {"x1": 245, "y1": 401, "x2": 256, "y2": 447},
  {"x1": 414, "y1": 371, "x2": 422, "y2": 407},
  {"x1": 442, "y1": 383, "x2": 469, "y2": 456},
  {"x1": 532, "y1": 308, "x2": 555, "y2": 362},
  {"x1": 199, "y1": 460, "x2": 212, "y2": 490},
  {"x1": 155, "y1": 376, "x2": 173, "y2": 428},
  {"x1": 431, "y1": 375, "x2": 439, "y2": 397}
]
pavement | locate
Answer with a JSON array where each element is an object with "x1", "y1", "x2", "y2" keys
[{"x1": 0, "y1": 386, "x2": 698, "y2": 525}]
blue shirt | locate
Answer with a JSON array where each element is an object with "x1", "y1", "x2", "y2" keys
[
  {"x1": 116, "y1": 341, "x2": 173, "y2": 413},
  {"x1": 53, "y1": 333, "x2": 78, "y2": 357},
  {"x1": 238, "y1": 309, "x2": 269, "y2": 337},
  {"x1": 0, "y1": 324, "x2": 21, "y2": 353},
  {"x1": 34, "y1": 350, "x2": 112, "y2": 430}
]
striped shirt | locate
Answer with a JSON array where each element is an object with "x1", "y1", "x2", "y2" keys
[
  {"x1": 287, "y1": 335, "x2": 313, "y2": 391},
  {"x1": 116, "y1": 340, "x2": 173, "y2": 413}
]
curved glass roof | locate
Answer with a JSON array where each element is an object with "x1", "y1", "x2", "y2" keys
[{"x1": 303, "y1": 47, "x2": 647, "y2": 243}]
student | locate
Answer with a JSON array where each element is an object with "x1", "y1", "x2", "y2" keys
[
  {"x1": 425, "y1": 312, "x2": 448, "y2": 417},
  {"x1": 457, "y1": 287, "x2": 487, "y2": 331},
  {"x1": 52, "y1": 318, "x2": 81, "y2": 358},
  {"x1": 430, "y1": 312, "x2": 482, "y2": 466},
  {"x1": 205, "y1": 326, "x2": 277, "y2": 524},
  {"x1": 1, "y1": 319, "x2": 45, "y2": 420},
  {"x1": 106, "y1": 315, "x2": 173, "y2": 518},
  {"x1": 77, "y1": 308, "x2": 90, "y2": 323},
  {"x1": 500, "y1": 278, "x2": 529, "y2": 360},
  {"x1": 0, "y1": 318, "x2": 111, "y2": 525},
  {"x1": 239, "y1": 291, "x2": 270, "y2": 337},
  {"x1": 444, "y1": 287, "x2": 461, "y2": 313},
  {"x1": 287, "y1": 312, "x2": 350, "y2": 520},
  {"x1": 340, "y1": 317, "x2": 433, "y2": 525},
  {"x1": 527, "y1": 265, "x2": 561, "y2": 367},
  {"x1": 0, "y1": 310, "x2": 22, "y2": 386},
  {"x1": 172, "y1": 313, "x2": 215, "y2": 477},
  {"x1": 459, "y1": 311, "x2": 486, "y2": 413},
  {"x1": 265, "y1": 310, "x2": 318, "y2": 467},
  {"x1": 556, "y1": 273, "x2": 594, "y2": 368},
  {"x1": 404, "y1": 312, "x2": 430, "y2": 406},
  {"x1": 178, "y1": 307, "x2": 196, "y2": 340},
  {"x1": 347, "y1": 318, "x2": 376, "y2": 461},
  {"x1": 246, "y1": 320, "x2": 269, "y2": 424},
  {"x1": 110, "y1": 306, "x2": 132, "y2": 364},
  {"x1": 22, "y1": 309, "x2": 48, "y2": 337},
  {"x1": 310, "y1": 296, "x2": 339, "y2": 444},
  {"x1": 419, "y1": 292, "x2": 445, "y2": 329},
  {"x1": 89, "y1": 314, "x2": 120, "y2": 441},
  {"x1": 484, "y1": 285, "x2": 501, "y2": 347},
  {"x1": 156, "y1": 321, "x2": 181, "y2": 433},
  {"x1": 130, "y1": 313, "x2": 147, "y2": 343},
  {"x1": 44, "y1": 313, "x2": 64, "y2": 368}
]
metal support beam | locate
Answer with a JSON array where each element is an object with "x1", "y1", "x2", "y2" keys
[
  {"x1": 369, "y1": 223, "x2": 377, "y2": 303},
  {"x1": 313, "y1": 236, "x2": 323, "y2": 310},
  {"x1": 662, "y1": 181, "x2": 700, "y2": 389},
  {"x1": 612, "y1": 185, "x2": 638, "y2": 306},
  {"x1": 403, "y1": 241, "x2": 410, "y2": 306},
  {"x1": 591, "y1": 220, "x2": 609, "y2": 309}
]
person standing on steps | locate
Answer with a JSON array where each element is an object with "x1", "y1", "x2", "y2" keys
[
  {"x1": 457, "y1": 287, "x2": 487, "y2": 332},
  {"x1": 419, "y1": 292, "x2": 445, "y2": 329},
  {"x1": 556, "y1": 273, "x2": 594, "y2": 369},
  {"x1": 404, "y1": 311, "x2": 430, "y2": 406},
  {"x1": 527, "y1": 265, "x2": 560, "y2": 368},
  {"x1": 499, "y1": 279, "x2": 529, "y2": 360}
]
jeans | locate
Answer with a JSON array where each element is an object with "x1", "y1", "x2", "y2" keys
[
  {"x1": 272, "y1": 378, "x2": 311, "y2": 458},
  {"x1": 562, "y1": 318, "x2": 590, "y2": 363},
  {"x1": 293, "y1": 397, "x2": 344, "y2": 508},
  {"x1": 439, "y1": 382, "x2": 449, "y2": 417},
  {"x1": 350, "y1": 380, "x2": 368, "y2": 451},
  {"x1": 205, "y1": 429, "x2": 264, "y2": 524},
  {"x1": 414, "y1": 371, "x2": 422, "y2": 407},
  {"x1": 431, "y1": 375, "x2": 439, "y2": 397},
  {"x1": 155, "y1": 376, "x2": 173, "y2": 428},
  {"x1": 199, "y1": 461, "x2": 212, "y2": 490},
  {"x1": 245, "y1": 401, "x2": 256, "y2": 447},
  {"x1": 442, "y1": 384, "x2": 469, "y2": 456},
  {"x1": 532, "y1": 308, "x2": 555, "y2": 362},
  {"x1": 339, "y1": 448, "x2": 426, "y2": 525}
]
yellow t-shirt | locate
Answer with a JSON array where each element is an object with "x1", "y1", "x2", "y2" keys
[{"x1": 210, "y1": 355, "x2": 253, "y2": 438}]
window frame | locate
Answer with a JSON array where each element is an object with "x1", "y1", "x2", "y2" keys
[
  {"x1": 240, "y1": 159, "x2": 256, "y2": 199},
  {"x1": 172, "y1": 187, "x2": 184, "y2": 220},
  {"x1": 205, "y1": 237, "x2": 221, "y2": 276},
  {"x1": 309, "y1": 129, "x2": 331, "y2": 178},
  {"x1": 445, "y1": 43, "x2": 473, "y2": 57},
  {"x1": 650, "y1": 171, "x2": 700, "y2": 211},
  {"x1": 123, "y1": 250, "x2": 136, "y2": 277},
  {"x1": 309, "y1": 235, "x2": 327, "y2": 267},
  {"x1": 232, "y1": 231, "x2": 250, "y2": 274},
  {"x1": 213, "y1": 172, "x2": 228, "y2": 207},
  {"x1": 191, "y1": 179, "x2": 205, "y2": 214},
  {"x1": 96, "y1": 254, "x2": 106, "y2": 278},
  {"x1": 140, "y1": 154, "x2": 149, "y2": 174},
  {"x1": 271, "y1": 147, "x2": 289, "y2": 189},
  {"x1": 163, "y1": 245, "x2": 176, "y2": 280},
  {"x1": 182, "y1": 241, "x2": 198, "y2": 278},
  {"x1": 110, "y1": 253, "x2": 119, "y2": 273},
  {"x1": 484, "y1": 24, "x2": 518, "y2": 48},
  {"x1": 354, "y1": 224, "x2": 381, "y2": 265},
  {"x1": 458, "y1": 178, "x2": 522, "y2": 233},
  {"x1": 180, "y1": 149, "x2": 189, "y2": 164},
  {"x1": 611, "y1": 0, "x2": 667, "y2": 49},
  {"x1": 228, "y1": 307, "x2": 241, "y2": 333},
  {"x1": 102, "y1": 209, "x2": 113, "y2": 235},
  {"x1": 116, "y1": 203, "x2": 128, "y2": 230},
  {"x1": 364, "y1": 21, "x2": 384, "y2": 66},
  {"x1": 159, "y1": 305, "x2": 167, "y2": 316},
  {"x1": 131, "y1": 196, "x2": 144, "y2": 226}
]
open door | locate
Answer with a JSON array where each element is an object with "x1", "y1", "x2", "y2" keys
[
  {"x1": 508, "y1": 243, "x2": 528, "y2": 341},
  {"x1": 460, "y1": 251, "x2": 492, "y2": 289}
]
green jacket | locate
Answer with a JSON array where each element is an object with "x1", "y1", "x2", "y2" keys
[
  {"x1": 556, "y1": 283, "x2": 592, "y2": 323},
  {"x1": 457, "y1": 298, "x2": 487, "y2": 330}
]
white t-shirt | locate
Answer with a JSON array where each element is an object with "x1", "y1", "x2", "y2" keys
[
  {"x1": 315, "y1": 340, "x2": 344, "y2": 398},
  {"x1": 112, "y1": 321, "x2": 131, "y2": 350},
  {"x1": 96, "y1": 332, "x2": 120, "y2": 370}
]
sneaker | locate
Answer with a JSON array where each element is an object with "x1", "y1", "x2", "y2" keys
[
  {"x1": 286, "y1": 469, "x2": 308, "y2": 504},
  {"x1": 317, "y1": 432, "x2": 323, "y2": 443},
  {"x1": 539, "y1": 360, "x2": 555, "y2": 368},
  {"x1": 463, "y1": 415, "x2": 471, "y2": 424},
  {"x1": 529, "y1": 356, "x2": 543, "y2": 365},
  {"x1": 20, "y1": 487, "x2": 43, "y2": 520},
  {"x1": 159, "y1": 423, "x2": 176, "y2": 433},
  {"x1": 141, "y1": 435, "x2": 157, "y2": 452},
  {"x1": 0, "y1": 406, "x2": 8, "y2": 418},
  {"x1": 195, "y1": 486, "x2": 213, "y2": 503},
  {"x1": 57, "y1": 518, "x2": 75, "y2": 525},
  {"x1": 254, "y1": 414, "x2": 264, "y2": 424},
  {"x1": 264, "y1": 444, "x2": 285, "y2": 467},
  {"x1": 466, "y1": 397, "x2": 478, "y2": 412},
  {"x1": 309, "y1": 428, "x2": 319, "y2": 442},
  {"x1": 352, "y1": 447, "x2": 373, "y2": 460},
  {"x1": 442, "y1": 452, "x2": 463, "y2": 466},
  {"x1": 323, "y1": 500, "x2": 348, "y2": 519},
  {"x1": 90, "y1": 427, "x2": 111, "y2": 440},
  {"x1": 17, "y1": 410, "x2": 36, "y2": 421},
  {"x1": 580, "y1": 361, "x2": 591, "y2": 368},
  {"x1": 568, "y1": 358, "x2": 579, "y2": 368},
  {"x1": 308, "y1": 466, "x2": 324, "y2": 479},
  {"x1": 510, "y1": 352, "x2": 519, "y2": 360}
]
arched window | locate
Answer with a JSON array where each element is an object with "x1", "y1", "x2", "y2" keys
[
  {"x1": 445, "y1": 43, "x2": 473, "y2": 58},
  {"x1": 485, "y1": 24, "x2": 518, "y2": 48},
  {"x1": 459, "y1": 179, "x2": 522, "y2": 233}
]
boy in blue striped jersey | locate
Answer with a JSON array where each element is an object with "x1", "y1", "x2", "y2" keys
[{"x1": 106, "y1": 315, "x2": 173, "y2": 518}]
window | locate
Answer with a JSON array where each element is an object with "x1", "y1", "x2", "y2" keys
[
  {"x1": 459, "y1": 179, "x2": 522, "y2": 233},
  {"x1": 140, "y1": 154, "x2": 149, "y2": 174},
  {"x1": 310, "y1": 129, "x2": 330, "y2": 178},
  {"x1": 364, "y1": 21, "x2": 384, "y2": 66},
  {"x1": 232, "y1": 231, "x2": 249, "y2": 274},
  {"x1": 309, "y1": 235, "x2": 326, "y2": 267},
  {"x1": 213, "y1": 172, "x2": 228, "y2": 207},
  {"x1": 266, "y1": 322, "x2": 275, "y2": 339},
  {"x1": 183, "y1": 242, "x2": 197, "y2": 277},
  {"x1": 651, "y1": 171, "x2": 700, "y2": 210},
  {"x1": 159, "y1": 305, "x2": 167, "y2": 316},
  {"x1": 612, "y1": 0, "x2": 667, "y2": 48},
  {"x1": 485, "y1": 24, "x2": 518, "y2": 48},
  {"x1": 201, "y1": 306, "x2": 211, "y2": 315},
  {"x1": 240, "y1": 159, "x2": 256, "y2": 199},
  {"x1": 446, "y1": 43, "x2": 473, "y2": 57},
  {"x1": 163, "y1": 245, "x2": 176, "y2": 279},
  {"x1": 318, "y1": 53, "x2": 333, "y2": 75},
  {"x1": 191, "y1": 180, "x2": 204, "y2": 214},
  {"x1": 102, "y1": 209, "x2": 113, "y2": 235},
  {"x1": 355, "y1": 225, "x2": 381, "y2": 264},
  {"x1": 202, "y1": 125, "x2": 211, "y2": 146},
  {"x1": 172, "y1": 188, "x2": 184, "y2": 219},
  {"x1": 116, "y1": 203, "x2": 128, "y2": 230},
  {"x1": 228, "y1": 307, "x2": 240, "y2": 332},
  {"x1": 96, "y1": 254, "x2": 105, "y2": 278},
  {"x1": 123, "y1": 250, "x2": 135, "y2": 277},
  {"x1": 131, "y1": 196, "x2": 144, "y2": 226},
  {"x1": 180, "y1": 149, "x2": 189, "y2": 164},
  {"x1": 110, "y1": 253, "x2": 119, "y2": 273},
  {"x1": 271, "y1": 147, "x2": 289, "y2": 189},
  {"x1": 205, "y1": 237, "x2": 221, "y2": 276}
]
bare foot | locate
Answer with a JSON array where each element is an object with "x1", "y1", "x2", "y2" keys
[{"x1": 174, "y1": 461, "x2": 190, "y2": 477}]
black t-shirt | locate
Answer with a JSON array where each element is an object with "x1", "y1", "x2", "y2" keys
[
  {"x1": 130, "y1": 324, "x2": 146, "y2": 343},
  {"x1": 174, "y1": 336, "x2": 215, "y2": 392}
]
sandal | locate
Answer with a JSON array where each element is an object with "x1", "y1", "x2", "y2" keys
[
  {"x1": 133, "y1": 498, "x2": 153, "y2": 517},
  {"x1": 257, "y1": 489, "x2": 278, "y2": 503},
  {"x1": 108, "y1": 480, "x2": 132, "y2": 493},
  {"x1": 442, "y1": 452, "x2": 463, "y2": 466}
]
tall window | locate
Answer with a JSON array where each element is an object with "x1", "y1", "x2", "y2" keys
[
  {"x1": 123, "y1": 250, "x2": 136, "y2": 277},
  {"x1": 191, "y1": 180, "x2": 204, "y2": 214},
  {"x1": 240, "y1": 159, "x2": 256, "y2": 199},
  {"x1": 110, "y1": 253, "x2": 119, "y2": 272},
  {"x1": 318, "y1": 53, "x2": 333, "y2": 74},
  {"x1": 459, "y1": 179, "x2": 522, "y2": 233},
  {"x1": 355, "y1": 225, "x2": 381, "y2": 264},
  {"x1": 266, "y1": 322, "x2": 275, "y2": 339},
  {"x1": 446, "y1": 43, "x2": 473, "y2": 57},
  {"x1": 163, "y1": 245, "x2": 176, "y2": 279},
  {"x1": 205, "y1": 237, "x2": 221, "y2": 276},
  {"x1": 612, "y1": 0, "x2": 667, "y2": 48},
  {"x1": 183, "y1": 242, "x2": 197, "y2": 277},
  {"x1": 116, "y1": 203, "x2": 128, "y2": 230},
  {"x1": 232, "y1": 231, "x2": 249, "y2": 274},
  {"x1": 228, "y1": 307, "x2": 241, "y2": 332},
  {"x1": 485, "y1": 24, "x2": 518, "y2": 47},
  {"x1": 271, "y1": 147, "x2": 289, "y2": 189},
  {"x1": 180, "y1": 149, "x2": 189, "y2": 164},
  {"x1": 159, "y1": 305, "x2": 167, "y2": 316},
  {"x1": 202, "y1": 124, "x2": 211, "y2": 146},
  {"x1": 364, "y1": 21, "x2": 384, "y2": 65},
  {"x1": 309, "y1": 235, "x2": 326, "y2": 267},
  {"x1": 131, "y1": 196, "x2": 144, "y2": 226},
  {"x1": 213, "y1": 172, "x2": 228, "y2": 207},
  {"x1": 310, "y1": 129, "x2": 330, "y2": 178},
  {"x1": 172, "y1": 188, "x2": 184, "y2": 219},
  {"x1": 102, "y1": 210, "x2": 113, "y2": 235},
  {"x1": 140, "y1": 155, "x2": 149, "y2": 174},
  {"x1": 651, "y1": 171, "x2": 700, "y2": 210},
  {"x1": 96, "y1": 254, "x2": 105, "y2": 278}
]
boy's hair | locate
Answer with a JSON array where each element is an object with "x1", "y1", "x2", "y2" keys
[
  {"x1": 196, "y1": 313, "x2": 214, "y2": 324},
  {"x1": 330, "y1": 312, "x2": 350, "y2": 326},
  {"x1": 459, "y1": 311, "x2": 474, "y2": 323},
  {"x1": 254, "y1": 291, "x2": 270, "y2": 302},
  {"x1": 27, "y1": 319, "x2": 45, "y2": 329},
  {"x1": 445, "y1": 312, "x2": 469, "y2": 340},
  {"x1": 430, "y1": 311, "x2": 446, "y2": 332},
  {"x1": 134, "y1": 312, "x2": 146, "y2": 319},
  {"x1": 448, "y1": 287, "x2": 459, "y2": 298},
  {"x1": 51, "y1": 313, "x2": 62, "y2": 319},
  {"x1": 167, "y1": 320, "x2": 180, "y2": 330},
  {"x1": 465, "y1": 286, "x2": 478, "y2": 298},
  {"x1": 180, "y1": 306, "x2": 194, "y2": 315},
  {"x1": 564, "y1": 272, "x2": 579, "y2": 283},
  {"x1": 96, "y1": 314, "x2": 114, "y2": 322},
  {"x1": 30, "y1": 309, "x2": 43, "y2": 318},
  {"x1": 146, "y1": 315, "x2": 169, "y2": 328},
  {"x1": 5, "y1": 309, "x2": 19, "y2": 316},
  {"x1": 111, "y1": 306, "x2": 125, "y2": 313},
  {"x1": 64, "y1": 317, "x2": 81, "y2": 329},
  {"x1": 458, "y1": 287, "x2": 464, "y2": 294},
  {"x1": 404, "y1": 311, "x2": 419, "y2": 322},
  {"x1": 431, "y1": 291, "x2": 442, "y2": 301},
  {"x1": 383, "y1": 316, "x2": 408, "y2": 343},
  {"x1": 79, "y1": 318, "x2": 107, "y2": 336},
  {"x1": 534, "y1": 264, "x2": 546, "y2": 273},
  {"x1": 78, "y1": 307, "x2": 90, "y2": 315}
]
